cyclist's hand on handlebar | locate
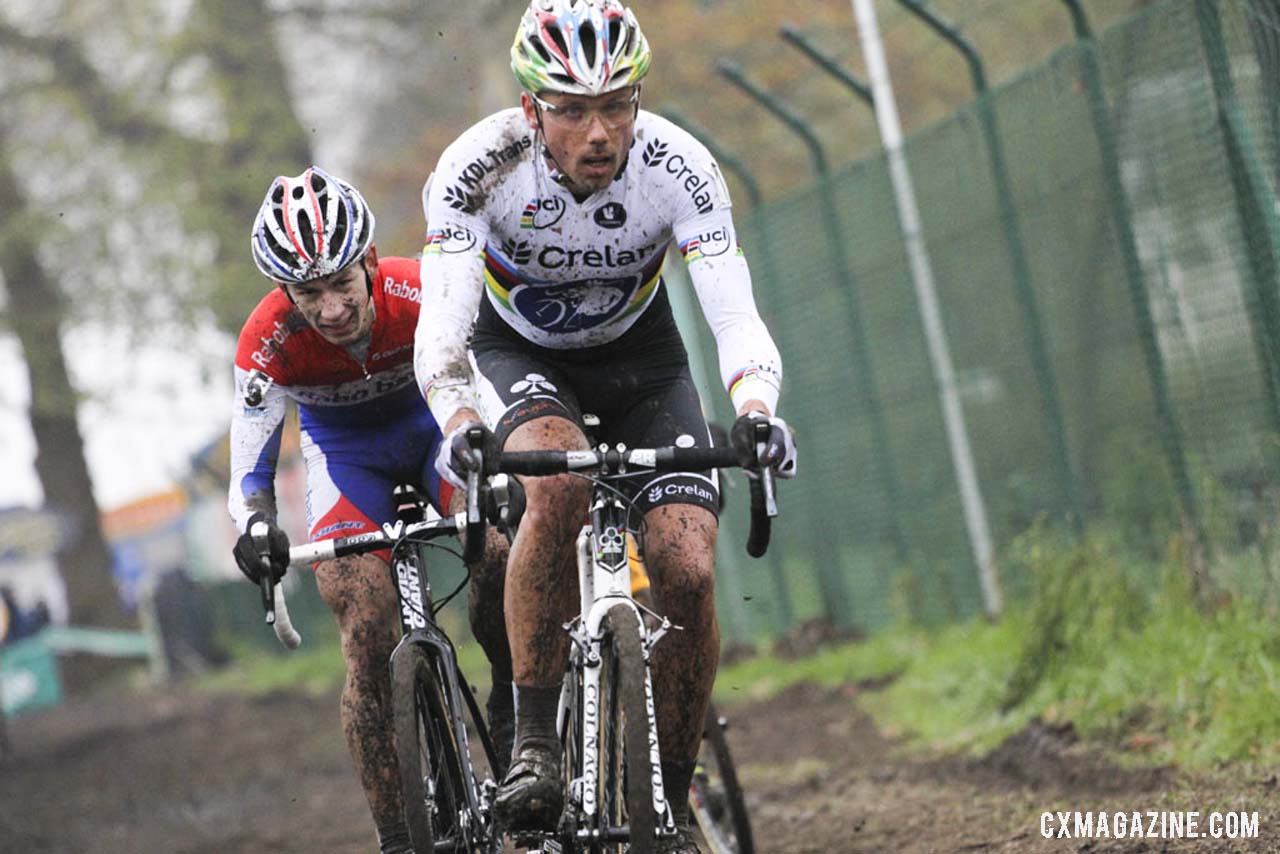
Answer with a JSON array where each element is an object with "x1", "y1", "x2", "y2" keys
[
  {"x1": 436, "y1": 420, "x2": 498, "y2": 490},
  {"x1": 731, "y1": 412, "x2": 798, "y2": 479},
  {"x1": 233, "y1": 512, "x2": 290, "y2": 584}
]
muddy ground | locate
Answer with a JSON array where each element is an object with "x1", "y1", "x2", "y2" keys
[{"x1": 1, "y1": 674, "x2": 1277, "y2": 853}]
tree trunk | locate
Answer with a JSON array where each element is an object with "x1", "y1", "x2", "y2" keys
[
  {"x1": 0, "y1": 135, "x2": 131, "y2": 636},
  {"x1": 190, "y1": 0, "x2": 315, "y2": 332}
]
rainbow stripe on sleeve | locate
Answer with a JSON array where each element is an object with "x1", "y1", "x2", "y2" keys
[
  {"x1": 679, "y1": 237, "x2": 746, "y2": 264},
  {"x1": 678, "y1": 236, "x2": 703, "y2": 263},
  {"x1": 728, "y1": 364, "x2": 779, "y2": 399},
  {"x1": 423, "y1": 230, "x2": 444, "y2": 255}
]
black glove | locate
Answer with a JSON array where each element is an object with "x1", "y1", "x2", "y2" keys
[
  {"x1": 435, "y1": 421, "x2": 499, "y2": 489},
  {"x1": 232, "y1": 513, "x2": 291, "y2": 584},
  {"x1": 730, "y1": 412, "x2": 798, "y2": 478}
]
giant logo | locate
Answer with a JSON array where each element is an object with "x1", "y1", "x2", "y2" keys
[
  {"x1": 508, "y1": 276, "x2": 640, "y2": 334},
  {"x1": 396, "y1": 559, "x2": 427, "y2": 630}
]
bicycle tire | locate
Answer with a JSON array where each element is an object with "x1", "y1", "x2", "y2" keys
[
  {"x1": 596, "y1": 603, "x2": 656, "y2": 854},
  {"x1": 691, "y1": 704, "x2": 754, "y2": 854},
  {"x1": 392, "y1": 643, "x2": 468, "y2": 853}
]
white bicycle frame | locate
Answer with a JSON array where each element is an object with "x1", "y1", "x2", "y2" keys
[{"x1": 559, "y1": 492, "x2": 676, "y2": 841}]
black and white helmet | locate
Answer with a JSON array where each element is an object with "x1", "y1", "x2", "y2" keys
[{"x1": 250, "y1": 166, "x2": 375, "y2": 285}]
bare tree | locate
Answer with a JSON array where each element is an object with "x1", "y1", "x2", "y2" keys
[{"x1": 0, "y1": 0, "x2": 311, "y2": 653}]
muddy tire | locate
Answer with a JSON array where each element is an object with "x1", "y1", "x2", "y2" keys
[
  {"x1": 692, "y1": 703, "x2": 754, "y2": 854},
  {"x1": 596, "y1": 603, "x2": 656, "y2": 854},
  {"x1": 392, "y1": 643, "x2": 463, "y2": 854}
]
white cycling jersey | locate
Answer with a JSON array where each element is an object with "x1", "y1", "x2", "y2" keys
[{"x1": 414, "y1": 108, "x2": 783, "y2": 428}]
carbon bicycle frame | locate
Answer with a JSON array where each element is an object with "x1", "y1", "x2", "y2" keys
[
  {"x1": 386, "y1": 533, "x2": 497, "y2": 833},
  {"x1": 559, "y1": 488, "x2": 675, "y2": 844}
]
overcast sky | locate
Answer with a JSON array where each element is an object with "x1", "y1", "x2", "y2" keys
[{"x1": 0, "y1": 321, "x2": 235, "y2": 511}]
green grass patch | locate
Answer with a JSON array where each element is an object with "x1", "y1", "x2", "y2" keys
[
  {"x1": 713, "y1": 625, "x2": 924, "y2": 704},
  {"x1": 717, "y1": 524, "x2": 1280, "y2": 768},
  {"x1": 197, "y1": 634, "x2": 347, "y2": 696},
  {"x1": 196, "y1": 626, "x2": 495, "y2": 701}
]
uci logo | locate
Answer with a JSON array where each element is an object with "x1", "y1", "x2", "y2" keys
[
  {"x1": 523, "y1": 196, "x2": 566, "y2": 229},
  {"x1": 438, "y1": 225, "x2": 477, "y2": 253},
  {"x1": 695, "y1": 227, "x2": 731, "y2": 257},
  {"x1": 593, "y1": 202, "x2": 627, "y2": 229}
]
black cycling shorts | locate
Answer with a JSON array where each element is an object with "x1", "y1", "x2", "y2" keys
[{"x1": 470, "y1": 286, "x2": 719, "y2": 518}]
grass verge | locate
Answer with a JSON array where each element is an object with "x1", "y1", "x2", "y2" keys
[{"x1": 717, "y1": 526, "x2": 1280, "y2": 769}]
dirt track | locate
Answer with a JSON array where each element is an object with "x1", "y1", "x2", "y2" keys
[{"x1": 1, "y1": 677, "x2": 1277, "y2": 853}]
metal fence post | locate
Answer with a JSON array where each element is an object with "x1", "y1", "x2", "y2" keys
[
  {"x1": 1057, "y1": 0, "x2": 1204, "y2": 553},
  {"x1": 717, "y1": 57, "x2": 909, "y2": 625},
  {"x1": 1193, "y1": 0, "x2": 1280, "y2": 440},
  {"x1": 779, "y1": 26, "x2": 875, "y2": 108},
  {"x1": 660, "y1": 107, "x2": 797, "y2": 631},
  {"x1": 896, "y1": 0, "x2": 1084, "y2": 529},
  {"x1": 850, "y1": 0, "x2": 1002, "y2": 618}
]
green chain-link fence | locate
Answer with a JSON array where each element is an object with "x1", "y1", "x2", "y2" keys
[{"x1": 672, "y1": 0, "x2": 1280, "y2": 639}]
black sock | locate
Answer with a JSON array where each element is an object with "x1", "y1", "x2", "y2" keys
[
  {"x1": 488, "y1": 674, "x2": 514, "y2": 718},
  {"x1": 661, "y1": 759, "x2": 697, "y2": 827},
  {"x1": 487, "y1": 678, "x2": 516, "y2": 776},
  {"x1": 513, "y1": 683, "x2": 561, "y2": 754},
  {"x1": 376, "y1": 825, "x2": 413, "y2": 854}
]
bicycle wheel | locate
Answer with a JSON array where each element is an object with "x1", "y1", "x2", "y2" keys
[
  {"x1": 596, "y1": 603, "x2": 656, "y2": 854},
  {"x1": 392, "y1": 643, "x2": 470, "y2": 853},
  {"x1": 691, "y1": 704, "x2": 754, "y2": 854}
]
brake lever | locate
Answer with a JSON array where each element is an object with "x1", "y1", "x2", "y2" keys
[
  {"x1": 752, "y1": 421, "x2": 779, "y2": 518},
  {"x1": 250, "y1": 520, "x2": 276, "y2": 623},
  {"x1": 462, "y1": 426, "x2": 486, "y2": 563}
]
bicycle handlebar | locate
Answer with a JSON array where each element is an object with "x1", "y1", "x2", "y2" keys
[
  {"x1": 269, "y1": 584, "x2": 301, "y2": 649},
  {"x1": 487, "y1": 444, "x2": 739, "y2": 476},
  {"x1": 253, "y1": 513, "x2": 466, "y2": 649},
  {"x1": 484, "y1": 437, "x2": 779, "y2": 557},
  {"x1": 251, "y1": 521, "x2": 302, "y2": 649},
  {"x1": 252, "y1": 430, "x2": 781, "y2": 649},
  {"x1": 284, "y1": 514, "x2": 467, "y2": 567}
]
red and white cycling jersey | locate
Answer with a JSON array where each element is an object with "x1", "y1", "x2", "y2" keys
[{"x1": 228, "y1": 256, "x2": 450, "y2": 541}]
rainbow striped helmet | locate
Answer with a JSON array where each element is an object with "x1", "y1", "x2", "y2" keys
[
  {"x1": 511, "y1": 0, "x2": 651, "y2": 97},
  {"x1": 250, "y1": 166, "x2": 375, "y2": 286}
]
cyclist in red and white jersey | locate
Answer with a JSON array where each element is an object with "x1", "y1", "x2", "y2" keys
[
  {"x1": 413, "y1": 3, "x2": 797, "y2": 850},
  {"x1": 229, "y1": 166, "x2": 512, "y2": 854}
]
